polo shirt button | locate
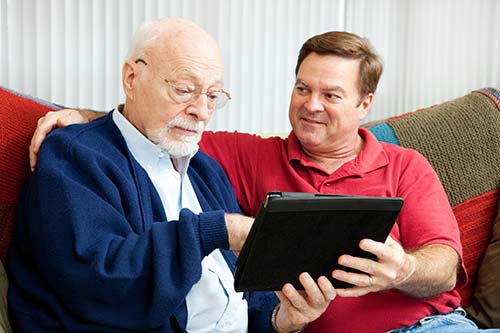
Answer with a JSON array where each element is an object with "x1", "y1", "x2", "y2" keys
[{"x1": 325, "y1": 183, "x2": 331, "y2": 186}]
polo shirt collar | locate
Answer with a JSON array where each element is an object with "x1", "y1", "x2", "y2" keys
[
  {"x1": 357, "y1": 127, "x2": 390, "y2": 173},
  {"x1": 286, "y1": 127, "x2": 389, "y2": 175}
]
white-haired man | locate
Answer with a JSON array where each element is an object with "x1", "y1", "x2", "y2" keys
[{"x1": 7, "y1": 18, "x2": 335, "y2": 333}]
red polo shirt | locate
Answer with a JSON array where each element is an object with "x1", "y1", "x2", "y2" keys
[{"x1": 200, "y1": 128, "x2": 464, "y2": 332}]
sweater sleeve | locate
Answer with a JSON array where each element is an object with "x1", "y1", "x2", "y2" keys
[
  {"x1": 247, "y1": 291, "x2": 279, "y2": 333},
  {"x1": 21, "y1": 127, "x2": 229, "y2": 329}
]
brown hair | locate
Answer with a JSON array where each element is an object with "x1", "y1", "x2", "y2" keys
[{"x1": 295, "y1": 31, "x2": 383, "y2": 97}]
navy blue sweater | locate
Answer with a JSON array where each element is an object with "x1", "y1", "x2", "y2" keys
[{"x1": 8, "y1": 113, "x2": 277, "y2": 332}]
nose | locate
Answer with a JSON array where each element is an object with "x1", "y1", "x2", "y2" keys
[
  {"x1": 303, "y1": 93, "x2": 325, "y2": 112},
  {"x1": 187, "y1": 93, "x2": 213, "y2": 122}
]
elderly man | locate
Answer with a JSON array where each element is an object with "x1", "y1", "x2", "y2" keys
[
  {"x1": 29, "y1": 31, "x2": 499, "y2": 332},
  {"x1": 7, "y1": 18, "x2": 336, "y2": 333}
]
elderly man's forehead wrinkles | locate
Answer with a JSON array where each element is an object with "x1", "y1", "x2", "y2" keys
[
  {"x1": 174, "y1": 72, "x2": 225, "y2": 87},
  {"x1": 167, "y1": 65, "x2": 224, "y2": 83},
  {"x1": 163, "y1": 56, "x2": 224, "y2": 82}
]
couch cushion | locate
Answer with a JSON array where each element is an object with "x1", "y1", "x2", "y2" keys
[
  {"x1": 466, "y1": 200, "x2": 500, "y2": 328},
  {"x1": 0, "y1": 87, "x2": 60, "y2": 262},
  {"x1": 368, "y1": 88, "x2": 500, "y2": 308},
  {"x1": 0, "y1": 261, "x2": 11, "y2": 332}
]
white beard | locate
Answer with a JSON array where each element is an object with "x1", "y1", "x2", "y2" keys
[{"x1": 147, "y1": 117, "x2": 205, "y2": 157}]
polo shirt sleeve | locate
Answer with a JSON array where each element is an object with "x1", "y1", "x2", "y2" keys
[{"x1": 395, "y1": 150, "x2": 463, "y2": 261}]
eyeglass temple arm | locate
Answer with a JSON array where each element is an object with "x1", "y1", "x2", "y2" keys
[{"x1": 135, "y1": 59, "x2": 148, "y2": 65}]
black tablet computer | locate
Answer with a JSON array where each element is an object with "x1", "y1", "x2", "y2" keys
[{"x1": 234, "y1": 192, "x2": 404, "y2": 292}]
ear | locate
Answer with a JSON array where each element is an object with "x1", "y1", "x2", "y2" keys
[
  {"x1": 357, "y1": 93, "x2": 373, "y2": 121},
  {"x1": 122, "y1": 60, "x2": 138, "y2": 100}
]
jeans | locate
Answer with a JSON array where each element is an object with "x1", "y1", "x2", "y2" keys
[{"x1": 386, "y1": 308, "x2": 500, "y2": 333}]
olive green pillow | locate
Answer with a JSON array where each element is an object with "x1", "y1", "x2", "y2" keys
[
  {"x1": 0, "y1": 261, "x2": 12, "y2": 333},
  {"x1": 467, "y1": 201, "x2": 500, "y2": 328}
]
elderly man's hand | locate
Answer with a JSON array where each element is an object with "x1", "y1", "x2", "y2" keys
[
  {"x1": 224, "y1": 213, "x2": 254, "y2": 252},
  {"x1": 30, "y1": 109, "x2": 103, "y2": 171},
  {"x1": 274, "y1": 273, "x2": 336, "y2": 332}
]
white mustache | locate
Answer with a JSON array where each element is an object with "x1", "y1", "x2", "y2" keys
[
  {"x1": 146, "y1": 116, "x2": 204, "y2": 157},
  {"x1": 147, "y1": 117, "x2": 205, "y2": 146},
  {"x1": 166, "y1": 117, "x2": 205, "y2": 133}
]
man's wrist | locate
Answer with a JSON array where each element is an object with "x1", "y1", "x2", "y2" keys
[
  {"x1": 396, "y1": 253, "x2": 417, "y2": 287},
  {"x1": 271, "y1": 303, "x2": 303, "y2": 333}
]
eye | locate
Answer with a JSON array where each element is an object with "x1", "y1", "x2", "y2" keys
[
  {"x1": 295, "y1": 85, "x2": 309, "y2": 95},
  {"x1": 173, "y1": 86, "x2": 193, "y2": 96},
  {"x1": 206, "y1": 91, "x2": 220, "y2": 102},
  {"x1": 324, "y1": 93, "x2": 341, "y2": 102}
]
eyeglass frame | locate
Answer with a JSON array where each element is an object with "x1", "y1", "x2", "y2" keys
[{"x1": 134, "y1": 58, "x2": 231, "y2": 110}]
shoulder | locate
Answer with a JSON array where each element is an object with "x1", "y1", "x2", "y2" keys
[
  {"x1": 201, "y1": 130, "x2": 285, "y2": 152},
  {"x1": 42, "y1": 113, "x2": 121, "y2": 153},
  {"x1": 38, "y1": 113, "x2": 128, "y2": 170},
  {"x1": 379, "y1": 143, "x2": 440, "y2": 184},
  {"x1": 363, "y1": 127, "x2": 432, "y2": 167},
  {"x1": 381, "y1": 142, "x2": 433, "y2": 167},
  {"x1": 380, "y1": 141, "x2": 422, "y2": 158}
]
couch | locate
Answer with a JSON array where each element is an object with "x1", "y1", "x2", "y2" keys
[
  {"x1": 0, "y1": 86, "x2": 499, "y2": 329},
  {"x1": 364, "y1": 88, "x2": 500, "y2": 329}
]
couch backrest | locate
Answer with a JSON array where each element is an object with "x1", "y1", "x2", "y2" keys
[
  {"x1": 1, "y1": 86, "x2": 500, "y2": 309},
  {"x1": 0, "y1": 87, "x2": 61, "y2": 262},
  {"x1": 367, "y1": 88, "x2": 500, "y2": 307}
]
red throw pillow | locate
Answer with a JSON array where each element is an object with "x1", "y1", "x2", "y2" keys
[
  {"x1": 466, "y1": 196, "x2": 500, "y2": 328},
  {"x1": 453, "y1": 189, "x2": 499, "y2": 308}
]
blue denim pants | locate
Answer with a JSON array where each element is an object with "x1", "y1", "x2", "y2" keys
[{"x1": 386, "y1": 308, "x2": 500, "y2": 333}]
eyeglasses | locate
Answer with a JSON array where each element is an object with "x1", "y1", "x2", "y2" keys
[{"x1": 135, "y1": 59, "x2": 231, "y2": 110}]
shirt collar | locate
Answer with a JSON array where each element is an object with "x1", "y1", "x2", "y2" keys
[
  {"x1": 111, "y1": 106, "x2": 196, "y2": 176},
  {"x1": 356, "y1": 127, "x2": 390, "y2": 173},
  {"x1": 286, "y1": 127, "x2": 389, "y2": 174}
]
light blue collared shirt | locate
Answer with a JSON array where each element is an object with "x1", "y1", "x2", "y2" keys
[{"x1": 112, "y1": 109, "x2": 248, "y2": 332}]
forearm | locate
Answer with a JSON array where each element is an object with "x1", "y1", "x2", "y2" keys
[{"x1": 395, "y1": 244, "x2": 459, "y2": 298}]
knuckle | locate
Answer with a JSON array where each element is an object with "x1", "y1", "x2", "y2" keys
[
  {"x1": 387, "y1": 270, "x2": 397, "y2": 280},
  {"x1": 364, "y1": 261, "x2": 375, "y2": 274}
]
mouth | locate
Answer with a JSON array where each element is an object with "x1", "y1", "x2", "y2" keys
[
  {"x1": 300, "y1": 116, "x2": 326, "y2": 126},
  {"x1": 173, "y1": 126, "x2": 200, "y2": 136}
]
